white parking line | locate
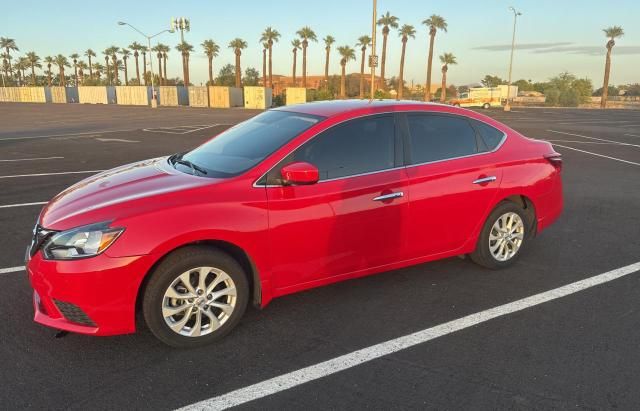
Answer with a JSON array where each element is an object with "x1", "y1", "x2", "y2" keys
[
  {"x1": 552, "y1": 144, "x2": 640, "y2": 166},
  {"x1": 625, "y1": 133, "x2": 640, "y2": 138},
  {"x1": 142, "y1": 124, "x2": 223, "y2": 135},
  {"x1": 178, "y1": 261, "x2": 640, "y2": 411},
  {"x1": 0, "y1": 156, "x2": 64, "y2": 162},
  {"x1": 547, "y1": 130, "x2": 640, "y2": 148},
  {"x1": 0, "y1": 201, "x2": 47, "y2": 209},
  {"x1": 0, "y1": 266, "x2": 25, "y2": 275},
  {"x1": 545, "y1": 139, "x2": 623, "y2": 145},
  {"x1": 0, "y1": 170, "x2": 103, "y2": 179},
  {"x1": 0, "y1": 128, "x2": 140, "y2": 141}
]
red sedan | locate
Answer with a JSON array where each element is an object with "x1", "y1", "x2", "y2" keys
[{"x1": 26, "y1": 100, "x2": 563, "y2": 347}]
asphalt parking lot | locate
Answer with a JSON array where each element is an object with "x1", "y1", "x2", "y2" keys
[{"x1": 0, "y1": 102, "x2": 639, "y2": 410}]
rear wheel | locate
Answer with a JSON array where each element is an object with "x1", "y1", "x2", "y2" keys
[
  {"x1": 482, "y1": 103, "x2": 491, "y2": 109},
  {"x1": 143, "y1": 246, "x2": 249, "y2": 348},
  {"x1": 470, "y1": 202, "x2": 529, "y2": 269}
]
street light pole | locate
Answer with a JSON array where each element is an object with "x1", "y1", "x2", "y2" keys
[
  {"x1": 117, "y1": 22, "x2": 173, "y2": 108},
  {"x1": 370, "y1": 0, "x2": 377, "y2": 100},
  {"x1": 504, "y1": 6, "x2": 521, "y2": 112}
]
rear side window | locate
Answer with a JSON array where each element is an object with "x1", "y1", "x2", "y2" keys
[
  {"x1": 267, "y1": 115, "x2": 396, "y2": 183},
  {"x1": 407, "y1": 114, "x2": 479, "y2": 164},
  {"x1": 471, "y1": 120, "x2": 505, "y2": 150}
]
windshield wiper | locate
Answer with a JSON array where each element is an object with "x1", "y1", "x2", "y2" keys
[{"x1": 169, "y1": 153, "x2": 208, "y2": 176}]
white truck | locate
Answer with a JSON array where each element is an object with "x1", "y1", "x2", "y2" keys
[{"x1": 451, "y1": 85, "x2": 518, "y2": 109}]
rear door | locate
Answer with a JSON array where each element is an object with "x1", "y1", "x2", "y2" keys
[
  {"x1": 264, "y1": 114, "x2": 410, "y2": 290},
  {"x1": 402, "y1": 112, "x2": 504, "y2": 258}
]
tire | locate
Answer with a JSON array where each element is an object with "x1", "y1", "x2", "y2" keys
[
  {"x1": 469, "y1": 201, "x2": 530, "y2": 269},
  {"x1": 142, "y1": 246, "x2": 249, "y2": 348},
  {"x1": 482, "y1": 103, "x2": 491, "y2": 109},
  {"x1": 453, "y1": 103, "x2": 461, "y2": 107}
]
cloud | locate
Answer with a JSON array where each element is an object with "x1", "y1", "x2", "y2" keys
[
  {"x1": 532, "y1": 46, "x2": 640, "y2": 56},
  {"x1": 473, "y1": 42, "x2": 573, "y2": 51}
]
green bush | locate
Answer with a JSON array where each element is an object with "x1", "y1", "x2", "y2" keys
[
  {"x1": 272, "y1": 94, "x2": 285, "y2": 107},
  {"x1": 559, "y1": 89, "x2": 580, "y2": 107},
  {"x1": 544, "y1": 87, "x2": 560, "y2": 106}
]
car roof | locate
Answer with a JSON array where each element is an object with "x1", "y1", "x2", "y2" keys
[{"x1": 274, "y1": 99, "x2": 449, "y2": 118}]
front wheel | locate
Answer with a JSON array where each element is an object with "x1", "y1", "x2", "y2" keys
[
  {"x1": 142, "y1": 246, "x2": 249, "y2": 348},
  {"x1": 470, "y1": 202, "x2": 529, "y2": 269},
  {"x1": 482, "y1": 103, "x2": 491, "y2": 109}
]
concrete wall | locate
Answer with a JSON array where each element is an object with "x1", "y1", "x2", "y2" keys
[
  {"x1": 115, "y1": 86, "x2": 149, "y2": 106},
  {"x1": 208, "y1": 86, "x2": 243, "y2": 108},
  {"x1": 78, "y1": 86, "x2": 116, "y2": 104},
  {"x1": 188, "y1": 86, "x2": 209, "y2": 107}
]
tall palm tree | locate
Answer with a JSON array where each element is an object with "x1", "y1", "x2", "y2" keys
[
  {"x1": 228, "y1": 38, "x2": 248, "y2": 87},
  {"x1": 129, "y1": 42, "x2": 144, "y2": 85},
  {"x1": 107, "y1": 46, "x2": 120, "y2": 85},
  {"x1": 439, "y1": 52, "x2": 457, "y2": 103},
  {"x1": 397, "y1": 24, "x2": 416, "y2": 99},
  {"x1": 0, "y1": 37, "x2": 18, "y2": 78},
  {"x1": 76, "y1": 61, "x2": 88, "y2": 85},
  {"x1": 54, "y1": 54, "x2": 70, "y2": 86},
  {"x1": 422, "y1": 15, "x2": 447, "y2": 101},
  {"x1": 323, "y1": 35, "x2": 336, "y2": 88},
  {"x1": 356, "y1": 35, "x2": 372, "y2": 98},
  {"x1": 119, "y1": 49, "x2": 131, "y2": 85},
  {"x1": 201, "y1": 39, "x2": 220, "y2": 86},
  {"x1": 159, "y1": 44, "x2": 170, "y2": 85},
  {"x1": 44, "y1": 56, "x2": 54, "y2": 86},
  {"x1": 141, "y1": 46, "x2": 148, "y2": 85},
  {"x1": 176, "y1": 42, "x2": 194, "y2": 86},
  {"x1": 26, "y1": 52, "x2": 41, "y2": 86},
  {"x1": 261, "y1": 42, "x2": 268, "y2": 86},
  {"x1": 1, "y1": 53, "x2": 9, "y2": 82},
  {"x1": 93, "y1": 62, "x2": 104, "y2": 81},
  {"x1": 69, "y1": 53, "x2": 80, "y2": 86},
  {"x1": 377, "y1": 12, "x2": 399, "y2": 90},
  {"x1": 152, "y1": 45, "x2": 164, "y2": 85},
  {"x1": 102, "y1": 49, "x2": 111, "y2": 85},
  {"x1": 600, "y1": 26, "x2": 624, "y2": 109},
  {"x1": 84, "y1": 49, "x2": 96, "y2": 79},
  {"x1": 260, "y1": 27, "x2": 280, "y2": 88},
  {"x1": 337, "y1": 45, "x2": 356, "y2": 99},
  {"x1": 291, "y1": 39, "x2": 301, "y2": 86},
  {"x1": 296, "y1": 26, "x2": 317, "y2": 88},
  {"x1": 14, "y1": 59, "x2": 27, "y2": 86}
]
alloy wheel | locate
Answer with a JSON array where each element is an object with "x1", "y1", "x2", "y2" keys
[{"x1": 489, "y1": 212, "x2": 525, "y2": 262}]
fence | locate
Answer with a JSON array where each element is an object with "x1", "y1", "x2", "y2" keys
[
  {"x1": 208, "y1": 86, "x2": 243, "y2": 108},
  {"x1": 188, "y1": 87, "x2": 209, "y2": 107},
  {"x1": 115, "y1": 86, "x2": 150, "y2": 106},
  {"x1": 78, "y1": 86, "x2": 116, "y2": 104}
]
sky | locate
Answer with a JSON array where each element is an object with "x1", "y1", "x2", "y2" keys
[{"x1": 2, "y1": 0, "x2": 639, "y2": 87}]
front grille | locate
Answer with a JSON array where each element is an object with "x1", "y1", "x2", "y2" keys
[
  {"x1": 54, "y1": 300, "x2": 97, "y2": 327},
  {"x1": 29, "y1": 224, "x2": 56, "y2": 257}
]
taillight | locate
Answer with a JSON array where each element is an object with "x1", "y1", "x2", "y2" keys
[{"x1": 544, "y1": 153, "x2": 563, "y2": 171}]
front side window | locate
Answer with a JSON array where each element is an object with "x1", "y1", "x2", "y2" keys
[
  {"x1": 407, "y1": 114, "x2": 480, "y2": 164},
  {"x1": 176, "y1": 110, "x2": 324, "y2": 178},
  {"x1": 267, "y1": 115, "x2": 396, "y2": 184}
]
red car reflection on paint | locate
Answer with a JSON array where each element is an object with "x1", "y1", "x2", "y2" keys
[{"x1": 26, "y1": 100, "x2": 562, "y2": 347}]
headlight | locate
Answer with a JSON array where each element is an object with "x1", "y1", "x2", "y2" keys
[{"x1": 42, "y1": 222, "x2": 124, "y2": 260}]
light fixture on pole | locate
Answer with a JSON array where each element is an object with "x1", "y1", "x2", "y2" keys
[
  {"x1": 504, "y1": 6, "x2": 522, "y2": 112},
  {"x1": 117, "y1": 21, "x2": 174, "y2": 108}
]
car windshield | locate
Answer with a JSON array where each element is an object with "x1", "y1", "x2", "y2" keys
[{"x1": 175, "y1": 110, "x2": 324, "y2": 178}]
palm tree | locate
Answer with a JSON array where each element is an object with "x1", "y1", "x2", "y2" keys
[
  {"x1": 1, "y1": 53, "x2": 9, "y2": 82},
  {"x1": 26, "y1": 52, "x2": 41, "y2": 86},
  {"x1": 158, "y1": 44, "x2": 170, "y2": 85},
  {"x1": 107, "y1": 46, "x2": 120, "y2": 85},
  {"x1": 377, "y1": 12, "x2": 399, "y2": 90},
  {"x1": 228, "y1": 38, "x2": 248, "y2": 87},
  {"x1": 397, "y1": 24, "x2": 416, "y2": 99},
  {"x1": 152, "y1": 45, "x2": 164, "y2": 85},
  {"x1": 44, "y1": 56, "x2": 54, "y2": 86},
  {"x1": 69, "y1": 53, "x2": 80, "y2": 86},
  {"x1": 129, "y1": 42, "x2": 144, "y2": 85},
  {"x1": 102, "y1": 49, "x2": 111, "y2": 85},
  {"x1": 93, "y1": 62, "x2": 104, "y2": 81},
  {"x1": 422, "y1": 15, "x2": 447, "y2": 101},
  {"x1": 600, "y1": 26, "x2": 624, "y2": 109},
  {"x1": 439, "y1": 52, "x2": 457, "y2": 103},
  {"x1": 260, "y1": 27, "x2": 281, "y2": 88},
  {"x1": 54, "y1": 54, "x2": 70, "y2": 86},
  {"x1": 76, "y1": 61, "x2": 88, "y2": 85},
  {"x1": 119, "y1": 48, "x2": 131, "y2": 85},
  {"x1": 337, "y1": 45, "x2": 356, "y2": 99},
  {"x1": 176, "y1": 42, "x2": 194, "y2": 86},
  {"x1": 84, "y1": 49, "x2": 96, "y2": 79},
  {"x1": 141, "y1": 46, "x2": 148, "y2": 85},
  {"x1": 323, "y1": 35, "x2": 335, "y2": 89},
  {"x1": 356, "y1": 35, "x2": 372, "y2": 98},
  {"x1": 0, "y1": 37, "x2": 18, "y2": 78},
  {"x1": 14, "y1": 59, "x2": 27, "y2": 86},
  {"x1": 261, "y1": 42, "x2": 269, "y2": 86},
  {"x1": 291, "y1": 39, "x2": 301, "y2": 86},
  {"x1": 201, "y1": 39, "x2": 220, "y2": 85},
  {"x1": 296, "y1": 26, "x2": 317, "y2": 88}
]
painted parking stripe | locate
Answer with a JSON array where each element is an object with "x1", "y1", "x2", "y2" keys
[
  {"x1": 552, "y1": 144, "x2": 640, "y2": 166},
  {"x1": 547, "y1": 130, "x2": 640, "y2": 148},
  {"x1": 0, "y1": 201, "x2": 47, "y2": 209},
  {"x1": 0, "y1": 266, "x2": 25, "y2": 275},
  {"x1": 625, "y1": 133, "x2": 640, "y2": 138},
  {"x1": 177, "y1": 261, "x2": 640, "y2": 411},
  {"x1": 0, "y1": 156, "x2": 64, "y2": 162},
  {"x1": 0, "y1": 170, "x2": 104, "y2": 179},
  {"x1": 0, "y1": 128, "x2": 140, "y2": 141}
]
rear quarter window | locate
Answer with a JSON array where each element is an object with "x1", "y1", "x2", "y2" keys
[{"x1": 471, "y1": 120, "x2": 506, "y2": 151}]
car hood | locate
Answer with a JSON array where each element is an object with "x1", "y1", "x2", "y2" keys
[{"x1": 40, "y1": 157, "x2": 217, "y2": 230}]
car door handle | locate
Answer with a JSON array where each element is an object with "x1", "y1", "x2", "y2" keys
[
  {"x1": 472, "y1": 176, "x2": 497, "y2": 185},
  {"x1": 373, "y1": 192, "x2": 404, "y2": 201}
]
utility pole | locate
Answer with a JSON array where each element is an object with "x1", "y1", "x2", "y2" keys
[
  {"x1": 504, "y1": 6, "x2": 521, "y2": 112},
  {"x1": 171, "y1": 17, "x2": 190, "y2": 43},
  {"x1": 370, "y1": 0, "x2": 377, "y2": 100}
]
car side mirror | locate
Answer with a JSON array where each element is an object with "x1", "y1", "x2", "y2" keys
[{"x1": 280, "y1": 162, "x2": 319, "y2": 186}]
